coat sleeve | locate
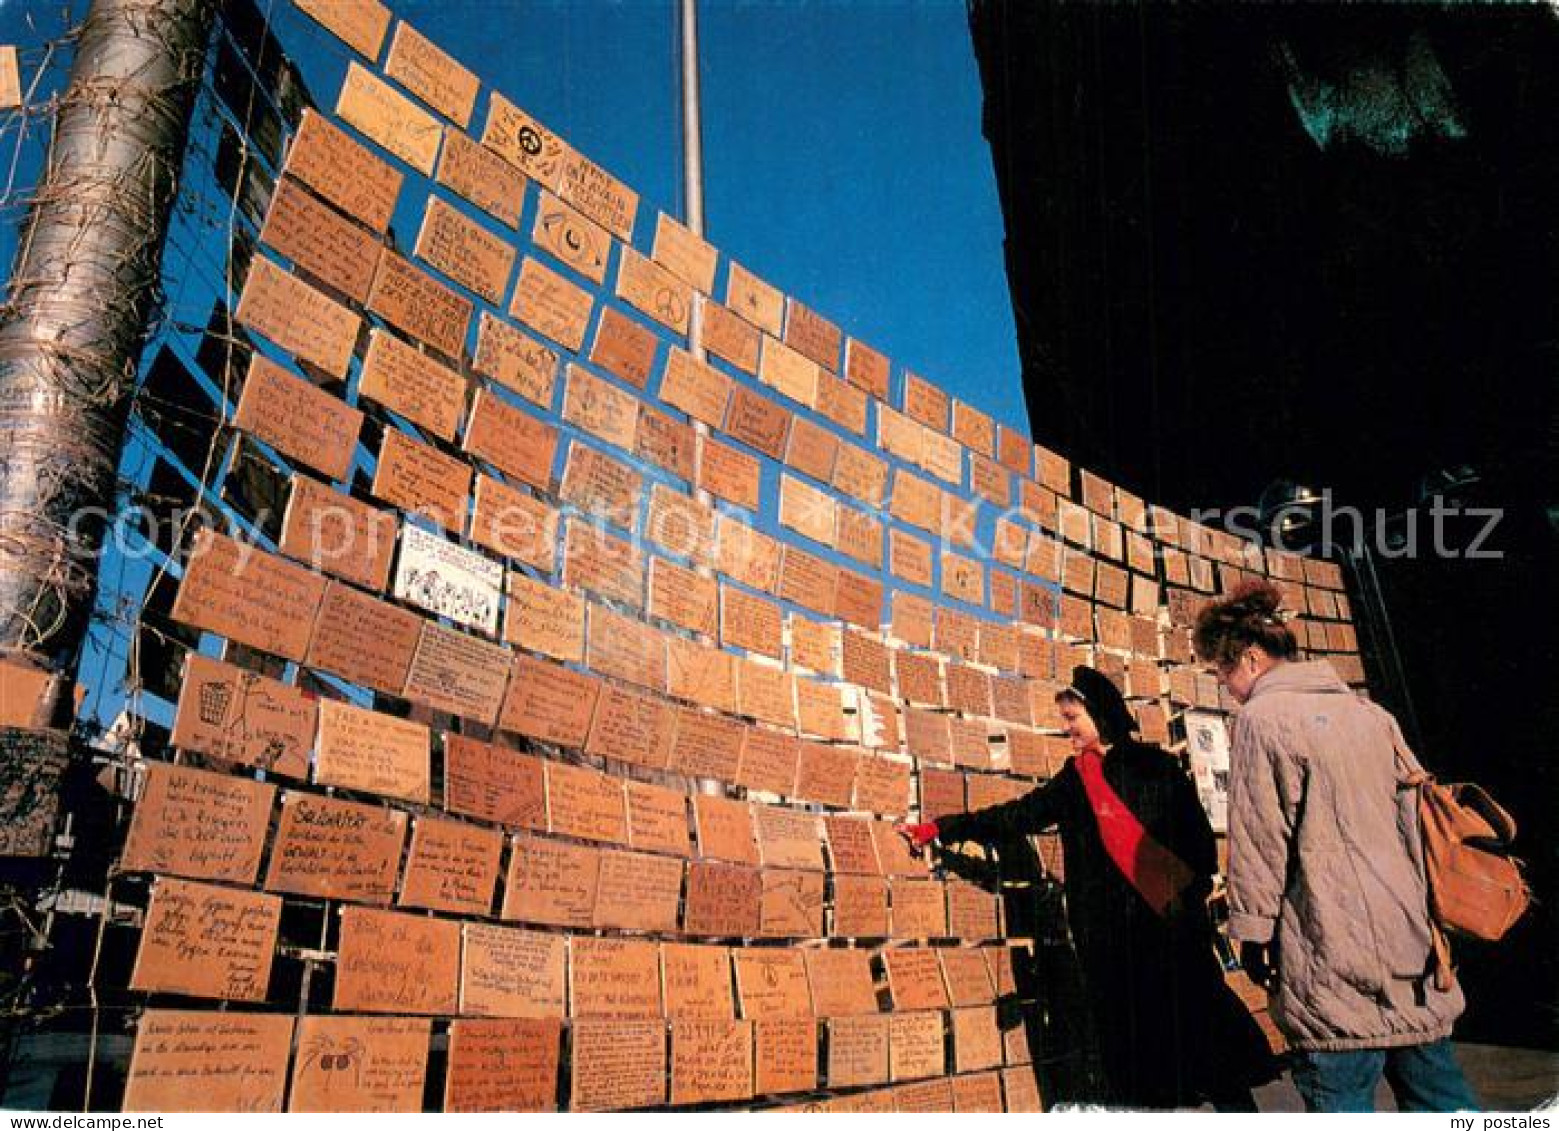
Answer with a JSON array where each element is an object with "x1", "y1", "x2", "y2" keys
[
  {"x1": 1227, "y1": 715, "x2": 1307, "y2": 944},
  {"x1": 937, "y1": 764, "x2": 1070, "y2": 845}
]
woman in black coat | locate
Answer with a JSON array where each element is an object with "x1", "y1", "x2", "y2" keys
[{"x1": 903, "y1": 666, "x2": 1278, "y2": 1110}]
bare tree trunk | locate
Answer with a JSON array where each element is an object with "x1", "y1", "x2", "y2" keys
[{"x1": 0, "y1": 0, "x2": 217, "y2": 728}]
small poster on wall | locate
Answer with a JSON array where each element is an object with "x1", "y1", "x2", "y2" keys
[{"x1": 1185, "y1": 709, "x2": 1232, "y2": 833}]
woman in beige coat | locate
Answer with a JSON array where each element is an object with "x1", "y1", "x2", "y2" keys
[{"x1": 1194, "y1": 581, "x2": 1477, "y2": 1112}]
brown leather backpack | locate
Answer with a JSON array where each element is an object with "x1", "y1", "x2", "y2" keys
[{"x1": 1396, "y1": 743, "x2": 1531, "y2": 990}]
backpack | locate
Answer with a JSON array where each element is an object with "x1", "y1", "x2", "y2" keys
[{"x1": 1396, "y1": 742, "x2": 1531, "y2": 990}]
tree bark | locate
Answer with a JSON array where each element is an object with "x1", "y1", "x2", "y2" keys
[{"x1": 0, "y1": 0, "x2": 217, "y2": 727}]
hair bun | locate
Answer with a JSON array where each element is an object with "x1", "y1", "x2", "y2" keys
[{"x1": 1230, "y1": 579, "x2": 1283, "y2": 616}]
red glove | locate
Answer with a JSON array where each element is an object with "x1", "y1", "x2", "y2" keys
[{"x1": 898, "y1": 821, "x2": 940, "y2": 850}]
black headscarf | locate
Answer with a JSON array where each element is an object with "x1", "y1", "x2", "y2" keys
[{"x1": 1062, "y1": 665, "x2": 1139, "y2": 747}]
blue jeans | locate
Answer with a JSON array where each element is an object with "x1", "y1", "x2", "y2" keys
[{"x1": 1289, "y1": 1039, "x2": 1480, "y2": 1112}]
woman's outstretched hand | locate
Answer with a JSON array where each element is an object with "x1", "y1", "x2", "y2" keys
[{"x1": 896, "y1": 821, "x2": 940, "y2": 853}]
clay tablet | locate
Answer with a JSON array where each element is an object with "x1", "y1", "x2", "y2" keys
[
  {"x1": 280, "y1": 475, "x2": 396, "y2": 592},
  {"x1": 583, "y1": 683, "x2": 676, "y2": 770},
  {"x1": 735, "y1": 658, "x2": 796, "y2": 729},
  {"x1": 853, "y1": 754, "x2": 913, "y2": 818},
  {"x1": 264, "y1": 790, "x2": 407, "y2": 904},
  {"x1": 649, "y1": 556, "x2": 718, "y2": 637},
  {"x1": 891, "y1": 1010, "x2": 947, "y2": 1079},
  {"x1": 893, "y1": 1075, "x2": 956, "y2": 1112},
  {"x1": 827, "y1": 1014, "x2": 890, "y2": 1088},
  {"x1": 939, "y1": 947, "x2": 997, "y2": 1008},
  {"x1": 284, "y1": 108, "x2": 400, "y2": 233},
  {"x1": 692, "y1": 793, "x2": 757, "y2": 864},
  {"x1": 646, "y1": 484, "x2": 715, "y2": 563},
  {"x1": 172, "y1": 530, "x2": 325, "y2": 662},
  {"x1": 559, "y1": 148, "x2": 639, "y2": 241},
  {"x1": 511, "y1": 255, "x2": 593, "y2": 351},
  {"x1": 666, "y1": 637, "x2": 738, "y2": 716},
  {"x1": 443, "y1": 733, "x2": 547, "y2": 829},
  {"x1": 289, "y1": 1015, "x2": 429, "y2": 1113},
  {"x1": 501, "y1": 834, "x2": 600, "y2": 928},
  {"x1": 754, "y1": 1016, "x2": 818, "y2": 1095},
  {"x1": 569, "y1": 936, "x2": 664, "y2": 1018},
  {"x1": 698, "y1": 436, "x2": 762, "y2": 510},
  {"x1": 437, "y1": 128, "x2": 527, "y2": 229},
  {"x1": 831, "y1": 875, "x2": 890, "y2": 939},
  {"x1": 721, "y1": 585, "x2": 783, "y2": 659},
  {"x1": 533, "y1": 190, "x2": 610, "y2": 284},
  {"x1": 845, "y1": 337, "x2": 891, "y2": 399},
  {"x1": 445, "y1": 1017, "x2": 561, "y2": 1112},
  {"x1": 544, "y1": 758, "x2": 626, "y2": 843},
  {"x1": 398, "y1": 815, "x2": 503, "y2": 914},
  {"x1": 293, "y1": 0, "x2": 387, "y2": 59},
  {"x1": 793, "y1": 741, "x2": 858, "y2": 808},
  {"x1": 471, "y1": 475, "x2": 558, "y2": 572},
  {"x1": 593, "y1": 848, "x2": 683, "y2": 932},
  {"x1": 662, "y1": 942, "x2": 734, "y2": 1019},
  {"x1": 947, "y1": 880, "x2": 1001, "y2": 940},
  {"x1": 122, "y1": 761, "x2": 273, "y2": 884},
  {"x1": 702, "y1": 300, "x2": 761, "y2": 374},
  {"x1": 472, "y1": 312, "x2": 557, "y2": 409},
  {"x1": 258, "y1": 174, "x2": 381, "y2": 304},
  {"x1": 789, "y1": 614, "x2": 839, "y2": 676},
  {"x1": 759, "y1": 868, "x2": 825, "y2": 938},
  {"x1": 401, "y1": 619, "x2": 510, "y2": 726},
  {"x1": 334, "y1": 905, "x2": 459, "y2": 1014},
  {"x1": 672, "y1": 1019, "x2": 753, "y2": 1105},
  {"x1": 315, "y1": 698, "x2": 430, "y2": 804},
  {"x1": 752, "y1": 805, "x2": 823, "y2": 871},
  {"x1": 130, "y1": 877, "x2": 280, "y2": 1001},
  {"x1": 735, "y1": 725, "x2": 800, "y2": 799},
  {"x1": 951, "y1": 1070, "x2": 1005, "y2": 1112},
  {"x1": 1004, "y1": 1065, "x2": 1043, "y2": 1110},
  {"x1": 803, "y1": 948, "x2": 879, "y2": 1017},
  {"x1": 890, "y1": 879, "x2": 949, "y2": 939},
  {"x1": 123, "y1": 1010, "x2": 293, "y2": 1113},
  {"x1": 569, "y1": 1019, "x2": 666, "y2": 1112},
  {"x1": 337, "y1": 61, "x2": 442, "y2": 174},
  {"x1": 232, "y1": 354, "x2": 362, "y2": 482},
  {"x1": 682, "y1": 861, "x2": 761, "y2": 938},
  {"x1": 371, "y1": 426, "x2": 472, "y2": 532},
  {"x1": 561, "y1": 519, "x2": 643, "y2": 607},
  {"x1": 626, "y1": 779, "x2": 692, "y2": 856},
  {"x1": 871, "y1": 818, "x2": 929, "y2": 878},
  {"x1": 563, "y1": 364, "x2": 641, "y2": 453},
  {"x1": 586, "y1": 602, "x2": 667, "y2": 691},
  {"x1": 795, "y1": 680, "x2": 850, "y2": 744},
  {"x1": 385, "y1": 21, "x2": 478, "y2": 126},
  {"x1": 733, "y1": 949, "x2": 813, "y2": 1018},
  {"x1": 883, "y1": 948, "x2": 951, "y2": 1012},
  {"x1": 669, "y1": 706, "x2": 743, "y2": 784},
  {"x1": 358, "y1": 325, "x2": 468, "y2": 441},
  {"x1": 234, "y1": 256, "x2": 359, "y2": 379},
  {"x1": 616, "y1": 246, "x2": 691, "y2": 334},
  {"x1": 952, "y1": 1005, "x2": 1004, "y2": 1073},
  {"x1": 482, "y1": 92, "x2": 567, "y2": 191},
  {"x1": 459, "y1": 922, "x2": 566, "y2": 1019},
  {"x1": 304, "y1": 581, "x2": 422, "y2": 695}
]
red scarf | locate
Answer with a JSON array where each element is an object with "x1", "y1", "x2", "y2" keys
[{"x1": 1074, "y1": 744, "x2": 1197, "y2": 917}]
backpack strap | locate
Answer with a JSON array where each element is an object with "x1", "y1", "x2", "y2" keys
[{"x1": 1380, "y1": 711, "x2": 1458, "y2": 992}]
